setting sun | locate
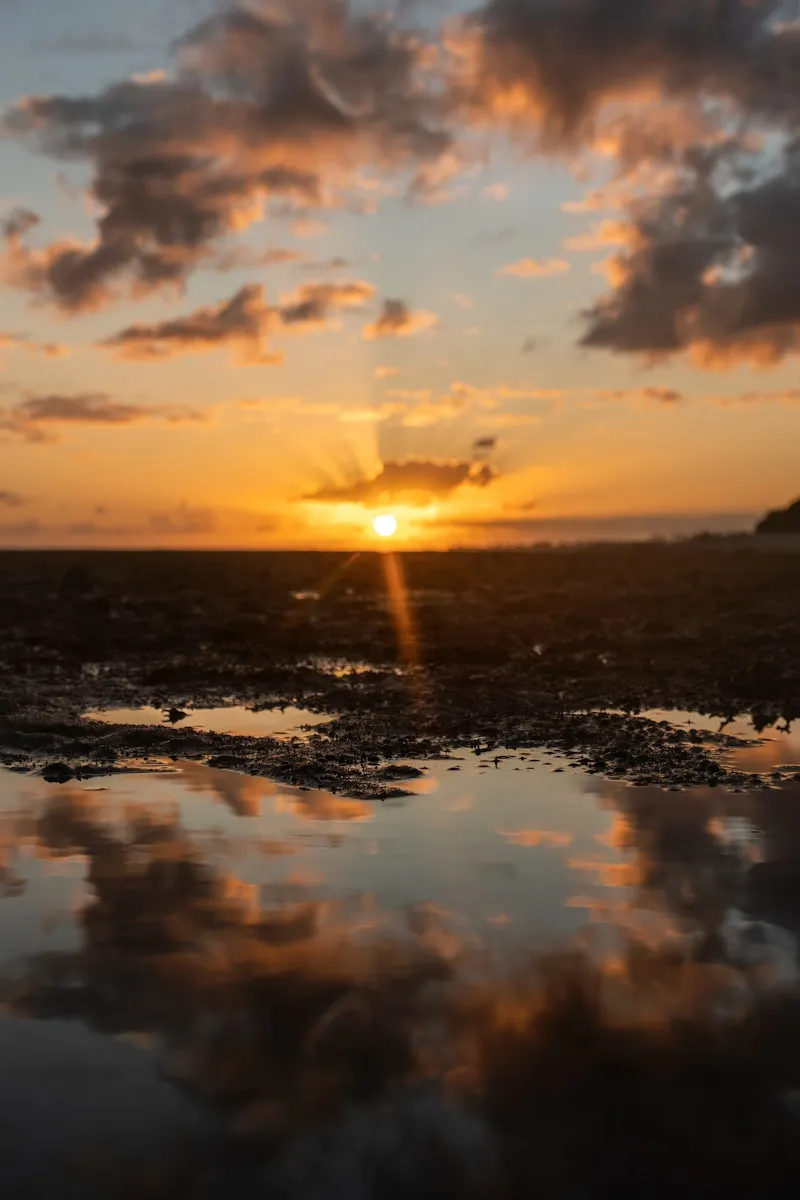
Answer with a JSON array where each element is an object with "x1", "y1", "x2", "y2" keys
[{"x1": 373, "y1": 514, "x2": 398, "y2": 538}]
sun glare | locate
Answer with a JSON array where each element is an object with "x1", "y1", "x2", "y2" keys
[{"x1": 372, "y1": 513, "x2": 398, "y2": 538}]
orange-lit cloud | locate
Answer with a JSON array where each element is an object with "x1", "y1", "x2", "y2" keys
[
  {"x1": 102, "y1": 280, "x2": 374, "y2": 363},
  {"x1": 496, "y1": 257, "x2": 569, "y2": 279},
  {"x1": 305, "y1": 457, "x2": 498, "y2": 506},
  {"x1": 2, "y1": 5, "x2": 454, "y2": 311},
  {"x1": 568, "y1": 856, "x2": 641, "y2": 888},
  {"x1": 363, "y1": 299, "x2": 439, "y2": 340}
]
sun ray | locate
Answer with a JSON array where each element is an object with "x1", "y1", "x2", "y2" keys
[{"x1": 381, "y1": 551, "x2": 421, "y2": 677}]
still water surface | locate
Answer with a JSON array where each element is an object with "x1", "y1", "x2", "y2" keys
[{"x1": 2, "y1": 712, "x2": 800, "y2": 1192}]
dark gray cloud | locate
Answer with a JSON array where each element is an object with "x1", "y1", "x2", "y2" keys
[
  {"x1": 102, "y1": 279, "x2": 374, "y2": 361},
  {"x1": 582, "y1": 142, "x2": 800, "y2": 365},
  {"x1": 306, "y1": 457, "x2": 498, "y2": 506},
  {"x1": 470, "y1": 0, "x2": 800, "y2": 146},
  {"x1": 102, "y1": 285, "x2": 279, "y2": 363},
  {"x1": 472, "y1": 435, "x2": 497, "y2": 459},
  {"x1": 460, "y1": 0, "x2": 800, "y2": 365},
  {"x1": 0, "y1": 491, "x2": 23, "y2": 507},
  {"x1": 2, "y1": 3, "x2": 451, "y2": 311},
  {"x1": 0, "y1": 393, "x2": 205, "y2": 443},
  {"x1": 367, "y1": 299, "x2": 412, "y2": 337}
]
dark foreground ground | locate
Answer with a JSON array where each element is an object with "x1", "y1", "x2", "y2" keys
[{"x1": 1, "y1": 543, "x2": 799, "y2": 791}]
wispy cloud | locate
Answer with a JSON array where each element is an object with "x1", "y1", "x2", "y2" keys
[
  {"x1": 213, "y1": 246, "x2": 303, "y2": 273},
  {"x1": 149, "y1": 502, "x2": 216, "y2": 536},
  {"x1": 0, "y1": 393, "x2": 205, "y2": 443},
  {"x1": 0, "y1": 328, "x2": 69, "y2": 363},
  {"x1": 499, "y1": 829, "x2": 573, "y2": 848},
  {"x1": 496, "y1": 258, "x2": 570, "y2": 279}
]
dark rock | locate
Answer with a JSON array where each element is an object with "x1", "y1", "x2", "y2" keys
[{"x1": 41, "y1": 762, "x2": 74, "y2": 784}]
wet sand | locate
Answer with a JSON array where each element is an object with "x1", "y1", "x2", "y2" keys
[{"x1": 0, "y1": 544, "x2": 798, "y2": 790}]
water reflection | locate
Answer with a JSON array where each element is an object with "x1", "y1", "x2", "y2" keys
[
  {"x1": 85, "y1": 704, "x2": 329, "y2": 739},
  {"x1": 631, "y1": 708, "x2": 800, "y2": 776},
  {"x1": 2, "y1": 759, "x2": 800, "y2": 1195}
]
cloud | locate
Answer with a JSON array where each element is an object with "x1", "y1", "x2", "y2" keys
[
  {"x1": 591, "y1": 387, "x2": 684, "y2": 406},
  {"x1": 0, "y1": 325, "x2": 69, "y2": 362},
  {"x1": 214, "y1": 245, "x2": 303, "y2": 272},
  {"x1": 363, "y1": 298, "x2": 439, "y2": 339},
  {"x1": 581, "y1": 146, "x2": 800, "y2": 366},
  {"x1": 2, "y1": 3, "x2": 453, "y2": 311},
  {"x1": 361, "y1": 379, "x2": 557, "y2": 429},
  {"x1": 101, "y1": 285, "x2": 279, "y2": 364},
  {"x1": 0, "y1": 519, "x2": 42, "y2": 540},
  {"x1": 0, "y1": 491, "x2": 23, "y2": 507},
  {"x1": 499, "y1": 829, "x2": 573, "y2": 848},
  {"x1": 149, "y1": 502, "x2": 215, "y2": 535},
  {"x1": 450, "y1": 292, "x2": 475, "y2": 310},
  {"x1": 467, "y1": 0, "x2": 799, "y2": 147},
  {"x1": 457, "y1": 1, "x2": 800, "y2": 367},
  {"x1": 496, "y1": 257, "x2": 569, "y2": 278},
  {"x1": 102, "y1": 280, "x2": 374, "y2": 363},
  {"x1": 279, "y1": 280, "x2": 374, "y2": 328},
  {"x1": 374, "y1": 365, "x2": 400, "y2": 379},
  {"x1": 0, "y1": 392, "x2": 205, "y2": 443},
  {"x1": 483, "y1": 183, "x2": 509, "y2": 201},
  {"x1": 303, "y1": 256, "x2": 350, "y2": 271},
  {"x1": 305, "y1": 457, "x2": 498, "y2": 506},
  {"x1": 472, "y1": 435, "x2": 497, "y2": 457},
  {"x1": 709, "y1": 389, "x2": 800, "y2": 409}
]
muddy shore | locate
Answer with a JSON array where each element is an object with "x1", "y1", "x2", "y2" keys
[{"x1": 1, "y1": 544, "x2": 798, "y2": 792}]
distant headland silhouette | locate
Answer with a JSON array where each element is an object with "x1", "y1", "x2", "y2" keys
[{"x1": 757, "y1": 497, "x2": 800, "y2": 534}]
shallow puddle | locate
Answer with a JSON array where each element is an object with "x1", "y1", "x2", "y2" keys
[
  {"x1": 85, "y1": 704, "x2": 330, "y2": 739},
  {"x1": 2, "y1": 751, "x2": 800, "y2": 1191},
  {"x1": 621, "y1": 708, "x2": 800, "y2": 776},
  {"x1": 0, "y1": 756, "x2": 626, "y2": 970}
]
